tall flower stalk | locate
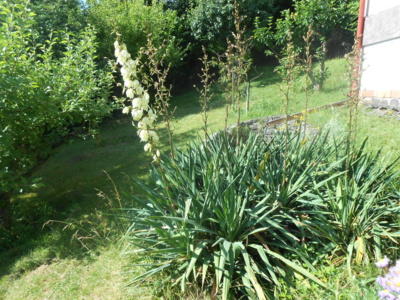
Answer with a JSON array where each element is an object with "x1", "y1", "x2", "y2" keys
[
  {"x1": 114, "y1": 38, "x2": 160, "y2": 161},
  {"x1": 345, "y1": 36, "x2": 362, "y2": 157},
  {"x1": 114, "y1": 35, "x2": 177, "y2": 213},
  {"x1": 302, "y1": 25, "x2": 314, "y2": 130},
  {"x1": 197, "y1": 46, "x2": 214, "y2": 140},
  {"x1": 140, "y1": 33, "x2": 175, "y2": 159}
]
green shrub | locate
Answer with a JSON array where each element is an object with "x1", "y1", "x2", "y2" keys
[
  {"x1": 308, "y1": 140, "x2": 400, "y2": 269},
  {"x1": 122, "y1": 129, "x2": 399, "y2": 298},
  {"x1": 0, "y1": 0, "x2": 113, "y2": 245},
  {"x1": 124, "y1": 132, "x2": 331, "y2": 299}
]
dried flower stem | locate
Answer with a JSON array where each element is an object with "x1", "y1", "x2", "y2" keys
[{"x1": 197, "y1": 46, "x2": 214, "y2": 140}]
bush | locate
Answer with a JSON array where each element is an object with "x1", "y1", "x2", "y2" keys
[
  {"x1": 123, "y1": 129, "x2": 399, "y2": 298},
  {"x1": 124, "y1": 131, "x2": 336, "y2": 299},
  {"x1": 0, "y1": 1, "x2": 113, "y2": 241}
]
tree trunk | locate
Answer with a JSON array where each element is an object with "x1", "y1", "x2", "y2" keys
[
  {"x1": 319, "y1": 40, "x2": 327, "y2": 90},
  {"x1": 308, "y1": 71, "x2": 320, "y2": 91}
]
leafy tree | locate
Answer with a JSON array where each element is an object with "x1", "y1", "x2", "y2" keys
[
  {"x1": 187, "y1": 0, "x2": 275, "y2": 52},
  {"x1": 86, "y1": 0, "x2": 185, "y2": 68},
  {"x1": 255, "y1": 0, "x2": 358, "y2": 89},
  {"x1": 30, "y1": 0, "x2": 87, "y2": 41},
  {"x1": 0, "y1": 0, "x2": 113, "y2": 241}
]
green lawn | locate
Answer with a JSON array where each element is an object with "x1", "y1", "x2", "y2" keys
[{"x1": 1, "y1": 57, "x2": 399, "y2": 299}]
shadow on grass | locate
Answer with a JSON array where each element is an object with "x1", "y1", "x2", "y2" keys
[{"x1": 0, "y1": 115, "x2": 153, "y2": 279}]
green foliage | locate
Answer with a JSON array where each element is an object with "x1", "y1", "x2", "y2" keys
[
  {"x1": 124, "y1": 127, "x2": 399, "y2": 298},
  {"x1": 187, "y1": 0, "x2": 275, "y2": 52},
  {"x1": 30, "y1": 0, "x2": 87, "y2": 56},
  {"x1": 255, "y1": 0, "x2": 357, "y2": 53},
  {"x1": 0, "y1": 0, "x2": 113, "y2": 234},
  {"x1": 255, "y1": 0, "x2": 358, "y2": 89},
  {"x1": 124, "y1": 132, "x2": 336, "y2": 299},
  {"x1": 309, "y1": 140, "x2": 400, "y2": 268},
  {"x1": 86, "y1": 0, "x2": 185, "y2": 69}
]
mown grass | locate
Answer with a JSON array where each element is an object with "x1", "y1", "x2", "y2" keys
[{"x1": 1, "y1": 57, "x2": 399, "y2": 299}]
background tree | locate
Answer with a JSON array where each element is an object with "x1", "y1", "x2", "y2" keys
[
  {"x1": 30, "y1": 0, "x2": 87, "y2": 56},
  {"x1": 0, "y1": 0, "x2": 113, "y2": 242},
  {"x1": 186, "y1": 0, "x2": 275, "y2": 53},
  {"x1": 255, "y1": 0, "x2": 358, "y2": 89},
  {"x1": 86, "y1": 0, "x2": 185, "y2": 68}
]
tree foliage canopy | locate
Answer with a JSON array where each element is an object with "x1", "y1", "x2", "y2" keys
[
  {"x1": 0, "y1": 1, "x2": 113, "y2": 221},
  {"x1": 255, "y1": 0, "x2": 358, "y2": 55}
]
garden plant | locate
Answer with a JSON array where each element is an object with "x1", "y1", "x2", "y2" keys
[{"x1": 1, "y1": 1, "x2": 399, "y2": 299}]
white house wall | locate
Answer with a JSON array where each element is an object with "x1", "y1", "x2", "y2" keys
[
  {"x1": 360, "y1": 0, "x2": 400, "y2": 102},
  {"x1": 366, "y1": 0, "x2": 399, "y2": 15},
  {"x1": 361, "y1": 39, "x2": 400, "y2": 98}
]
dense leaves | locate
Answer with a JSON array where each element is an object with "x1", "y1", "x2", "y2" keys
[
  {"x1": 123, "y1": 129, "x2": 399, "y2": 298},
  {"x1": 30, "y1": 0, "x2": 87, "y2": 56},
  {"x1": 0, "y1": 1, "x2": 113, "y2": 234},
  {"x1": 86, "y1": 0, "x2": 185, "y2": 67}
]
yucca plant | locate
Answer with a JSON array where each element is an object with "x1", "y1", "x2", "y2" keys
[
  {"x1": 123, "y1": 132, "x2": 332, "y2": 299},
  {"x1": 308, "y1": 140, "x2": 400, "y2": 271}
]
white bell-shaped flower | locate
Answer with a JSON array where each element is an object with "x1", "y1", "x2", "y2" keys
[
  {"x1": 131, "y1": 109, "x2": 143, "y2": 121},
  {"x1": 126, "y1": 88, "x2": 134, "y2": 99},
  {"x1": 117, "y1": 49, "x2": 131, "y2": 65},
  {"x1": 132, "y1": 79, "x2": 140, "y2": 89},
  {"x1": 139, "y1": 129, "x2": 150, "y2": 142},
  {"x1": 132, "y1": 97, "x2": 143, "y2": 109},
  {"x1": 126, "y1": 59, "x2": 137, "y2": 70},
  {"x1": 141, "y1": 117, "x2": 153, "y2": 126},
  {"x1": 137, "y1": 121, "x2": 148, "y2": 130},
  {"x1": 124, "y1": 80, "x2": 134, "y2": 88},
  {"x1": 136, "y1": 85, "x2": 144, "y2": 95},
  {"x1": 122, "y1": 106, "x2": 130, "y2": 114},
  {"x1": 144, "y1": 143, "x2": 152, "y2": 152}
]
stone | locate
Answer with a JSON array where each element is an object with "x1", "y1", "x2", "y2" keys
[
  {"x1": 381, "y1": 99, "x2": 389, "y2": 108},
  {"x1": 389, "y1": 98, "x2": 399, "y2": 109},
  {"x1": 371, "y1": 98, "x2": 381, "y2": 107}
]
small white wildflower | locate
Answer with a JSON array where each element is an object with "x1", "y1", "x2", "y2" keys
[
  {"x1": 148, "y1": 108, "x2": 157, "y2": 120},
  {"x1": 143, "y1": 91, "x2": 150, "y2": 102},
  {"x1": 142, "y1": 91, "x2": 150, "y2": 108},
  {"x1": 376, "y1": 256, "x2": 391, "y2": 268},
  {"x1": 136, "y1": 85, "x2": 144, "y2": 95},
  {"x1": 126, "y1": 59, "x2": 137, "y2": 69},
  {"x1": 120, "y1": 66, "x2": 129, "y2": 78},
  {"x1": 137, "y1": 121, "x2": 148, "y2": 130},
  {"x1": 117, "y1": 49, "x2": 131, "y2": 65},
  {"x1": 114, "y1": 47, "x2": 121, "y2": 59},
  {"x1": 141, "y1": 117, "x2": 153, "y2": 126},
  {"x1": 124, "y1": 80, "x2": 134, "y2": 89},
  {"x1": 148, "y1": 131, "x2": 159, "y2": 143},
  {"x1": 132, "y1": 79, "x2": 140, "y2": 89}
]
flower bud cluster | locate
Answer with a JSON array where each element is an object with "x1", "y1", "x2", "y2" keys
[
  {"x1": 376, "y1": 257, "x2": 400, "y2": 300},
  {"x1": 114, "y1": 40, "x2": 160, "y2": 161}
]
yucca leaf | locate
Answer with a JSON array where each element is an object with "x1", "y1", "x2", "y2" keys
[
  {"x1": 185, "y1": 240, "x2": 209, "y2": 280},
  {"x1": 261, "y1": 246, "x2": 328, "y2": 290}
]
